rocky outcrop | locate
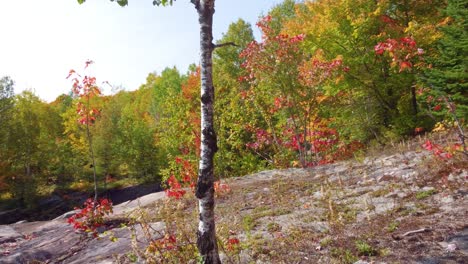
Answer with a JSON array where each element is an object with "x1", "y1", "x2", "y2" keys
[
  {"x1": 0, "y1": 191, "x2": 167, "y2": 264},
  {"x1": 0, "y1": 150, "x2": 466, "y2": 263},
  {"x1": 0, "y1": 183, "x2": 162, "y2": 225}
]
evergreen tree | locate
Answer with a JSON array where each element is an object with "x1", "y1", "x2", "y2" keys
[{"x1": 422, "y1": 0, "x2": 468, "y2": 119}]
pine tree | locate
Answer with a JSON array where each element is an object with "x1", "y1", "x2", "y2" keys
[{"x1": 422, "y1": 0, "x2": 468, "y2": 119}]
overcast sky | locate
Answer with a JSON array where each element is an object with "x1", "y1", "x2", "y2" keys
[{"x1": 0, "y1": 0, "x2": 283, "y2": 102}]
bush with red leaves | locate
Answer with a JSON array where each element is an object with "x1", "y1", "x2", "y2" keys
[{"x1": 67, "y1": 198, "x2": 113, "y2": 237}]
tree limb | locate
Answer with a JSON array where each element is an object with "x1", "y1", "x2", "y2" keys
[
  {"x1": 191, "y1": 0, "x2": 200, "y2": 9},
  {"x1": 212, "y1": 42, "x2": 238, "y2": 50},
  {"x1": 442, "y1": 96, "x2": 467, "y2": 156}
]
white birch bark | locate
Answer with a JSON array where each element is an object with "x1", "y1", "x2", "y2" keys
[{"x1": 192, "y1": 0, "x2": 220, "y2": 263}]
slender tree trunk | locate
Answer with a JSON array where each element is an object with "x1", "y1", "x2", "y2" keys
[
  {"x1": 86, "y1": 96, "x2": 98, "y2": 204},
  {"x1": 411, "y1": 85, "x2": 418, "y2": 116},
  {"x1": 192, "y1": 0, "x2": 220, "y2": 263}
]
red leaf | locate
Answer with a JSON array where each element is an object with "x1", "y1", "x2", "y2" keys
[
  {"x1": 66, "y1": 69, "x2": 76, "y2": 79},
  {"x1": 399, "y1": 61, "x2": 412, "y2": 72},
  {"x1": 422, "y1": 140, "x2": 433, "y2": 151},
  {"x1": 228, "y1": 238, "x2": 240, "y2": 245},
  {"x1": 374, "y1": 43, "x2": 385, "y2": 55},
  {"x1": 85, "y1": 60, "x2": 94, "y2": 68},
  {"x1": 414, "y1": 127, "x2": 425, "y2": 134}
]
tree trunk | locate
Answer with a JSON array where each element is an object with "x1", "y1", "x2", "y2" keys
[
  {"x1": 192, "y1": 0, "x2": 220, "y2": 263},
  {"x1": 411, "y1": 85, "x2": 418, "y2": 116},
  {"x1": 86, "y1": 96, "x2": 98, "y2": 204}
]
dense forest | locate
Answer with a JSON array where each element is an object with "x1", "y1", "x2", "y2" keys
[{"x1": 0, "y1": 0, "x2": 466, "y2": 210}]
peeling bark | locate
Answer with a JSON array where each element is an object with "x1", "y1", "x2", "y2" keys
[{"x1": 192, "y1": 0, "x2": 220, "y2": 263}]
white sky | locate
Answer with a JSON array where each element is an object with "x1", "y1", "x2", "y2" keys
[{"x1": 0, "y1": 0, "x2": 283, "y2": 102}]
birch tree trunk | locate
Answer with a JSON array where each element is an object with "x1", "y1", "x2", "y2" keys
[
  {"x1": 192, "y1": 0, "x2": 220, "y2": 263},
  {"x1": 80, "y1": 0, "x2": 221, "y2": 261}
]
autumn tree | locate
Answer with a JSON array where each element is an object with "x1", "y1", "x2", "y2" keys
[
  {"x1": 1, "y1": 88, "x2": 67, "y2": 207},
  {"x1": 285, "y1": 0, "x2": 445, "y2": 140},
  {"x1": 240, "y1": 14, "x2": 347, "y2": 167},
  {"x1": 48, "y1": 94, "x2": 79, "y2": 186},
  {"x1": 67, "y1": 62, "x2": 103, "y2": 204},
  {"x1": 0, "y1": 77, "x2": 14, "y2": 152},
  {"x1": 145, "y1": 67, "x2": 184, "y2": 122},
  {"x1": 4, "y1": 92, "x2": 61, "y2": 207},
  {"x1": 158, "y1": 67, "x2": 200, "y2": 176},
  {"x1": 92, "y1": 94, "x2": 124, "y2": 181},
  {"x1": 266, "y1": 0, "x2": 298, "y2": 35},
  {"x1": 212, "y1": 19, "x2": 261, "y2": 177},
  {"x1": 118, "y1": 89, "x2": 160, "y2": 180},
  {"x1": 0, "y1": 77, "x2": 15, "y2": 194}
]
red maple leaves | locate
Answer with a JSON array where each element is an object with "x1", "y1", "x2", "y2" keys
[
  {"x1": 374, "y1": 37, "x2": 424, "y2": 72},
  {"x1": 422, "y1": 140, "x2": 456, "y2": 160},
  {"x1": 165, "y1": 155, "x2": 231, "y2": 199},
  {"x1": 165, "y1": 175, "x2": 187, "y2": 199},
  {"x1": 67, "y1": 198, "x2": 113, "y2": 237},
  {"x1": 67, "y1": 62, "x2": 102, "y2": 125}
]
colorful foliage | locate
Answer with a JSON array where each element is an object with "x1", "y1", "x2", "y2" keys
[
  {"x1": 67, "y1": 198, "x2": 113, "y2": 237},
  {"x1": 240, "y1": 15, "x2": 350, "y2": 167}
]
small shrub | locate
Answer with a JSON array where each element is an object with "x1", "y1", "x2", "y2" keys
[
  {"x1": 387, "y1": 221, "x2": 400, "y2": 232},
  {"x1": 242, "y1": 215, "x2": 256, "y2": 232},
  {"x1": 416, "y1": 189, "x2": 436, "y2": 200},
  {"x1": 226, "y1": 237, "x2": 241, "y2": 252},
  {"x1": 355, "y1": 240, "x2": 377, "y2": 256},
  {"x1": 165, "y1": 175, "x2": 186, "y2": 199},
  {"x1": 266, "y1": 222, "x2": 281, "y2": 233},
  {"x1": 214, "y1": 181, "x2": 231, "y2": 196},
  {"x1": 319, "y1": 237, "x2": 332, "y2": 248},
  {"x1": 330, "y1": 247, "x2": 358, "y2": 264},
  {"x1": 67, "y1": 198, "x2": 113, "y2": 237},
  {"x1": 129, "y1": 198, "x2": 199, "y2": 263}
]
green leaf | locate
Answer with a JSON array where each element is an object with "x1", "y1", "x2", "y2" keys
[
  {"x1": 153, "y1": 0, "x2": 175, "y2": 6},
  {"x1": 77, "y1": 0, "x2": 85, "y2": 4},
  {"x1": 116, "y1": 0, "x2": 128, "y2": 6}
]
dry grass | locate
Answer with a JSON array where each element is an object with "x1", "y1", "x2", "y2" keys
[{"x1": 119, "y1": 130, "x2": 467, "y2": 263}]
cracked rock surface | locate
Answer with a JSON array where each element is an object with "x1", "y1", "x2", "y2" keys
[{"x1": 1, "y1": 150, "x2": 466, "y2": 263}]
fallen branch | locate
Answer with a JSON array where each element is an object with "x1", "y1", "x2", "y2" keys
[
  {"x1": 402, "y1": 228, "x2": 432, "y2": 237},
  {"x1": 392, "y1": 228, "x2": 432, "y2": 240}
]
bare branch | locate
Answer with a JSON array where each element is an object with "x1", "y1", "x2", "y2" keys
[
  {"x1": 191, "y1": 0, "x2": 200, "y2": 9},
  {"x1": 212, "y1": 42, "x2": 238, "y2": 50},
  {"x1": 392, "y1": 228, "x2": 432, "y2": 240},
  {"x1": 442, "y1": 96, "x2": 467, "y2": 156},
  {"x1": 401, "y1": 228, "x2": 432, "y2": 237}
]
